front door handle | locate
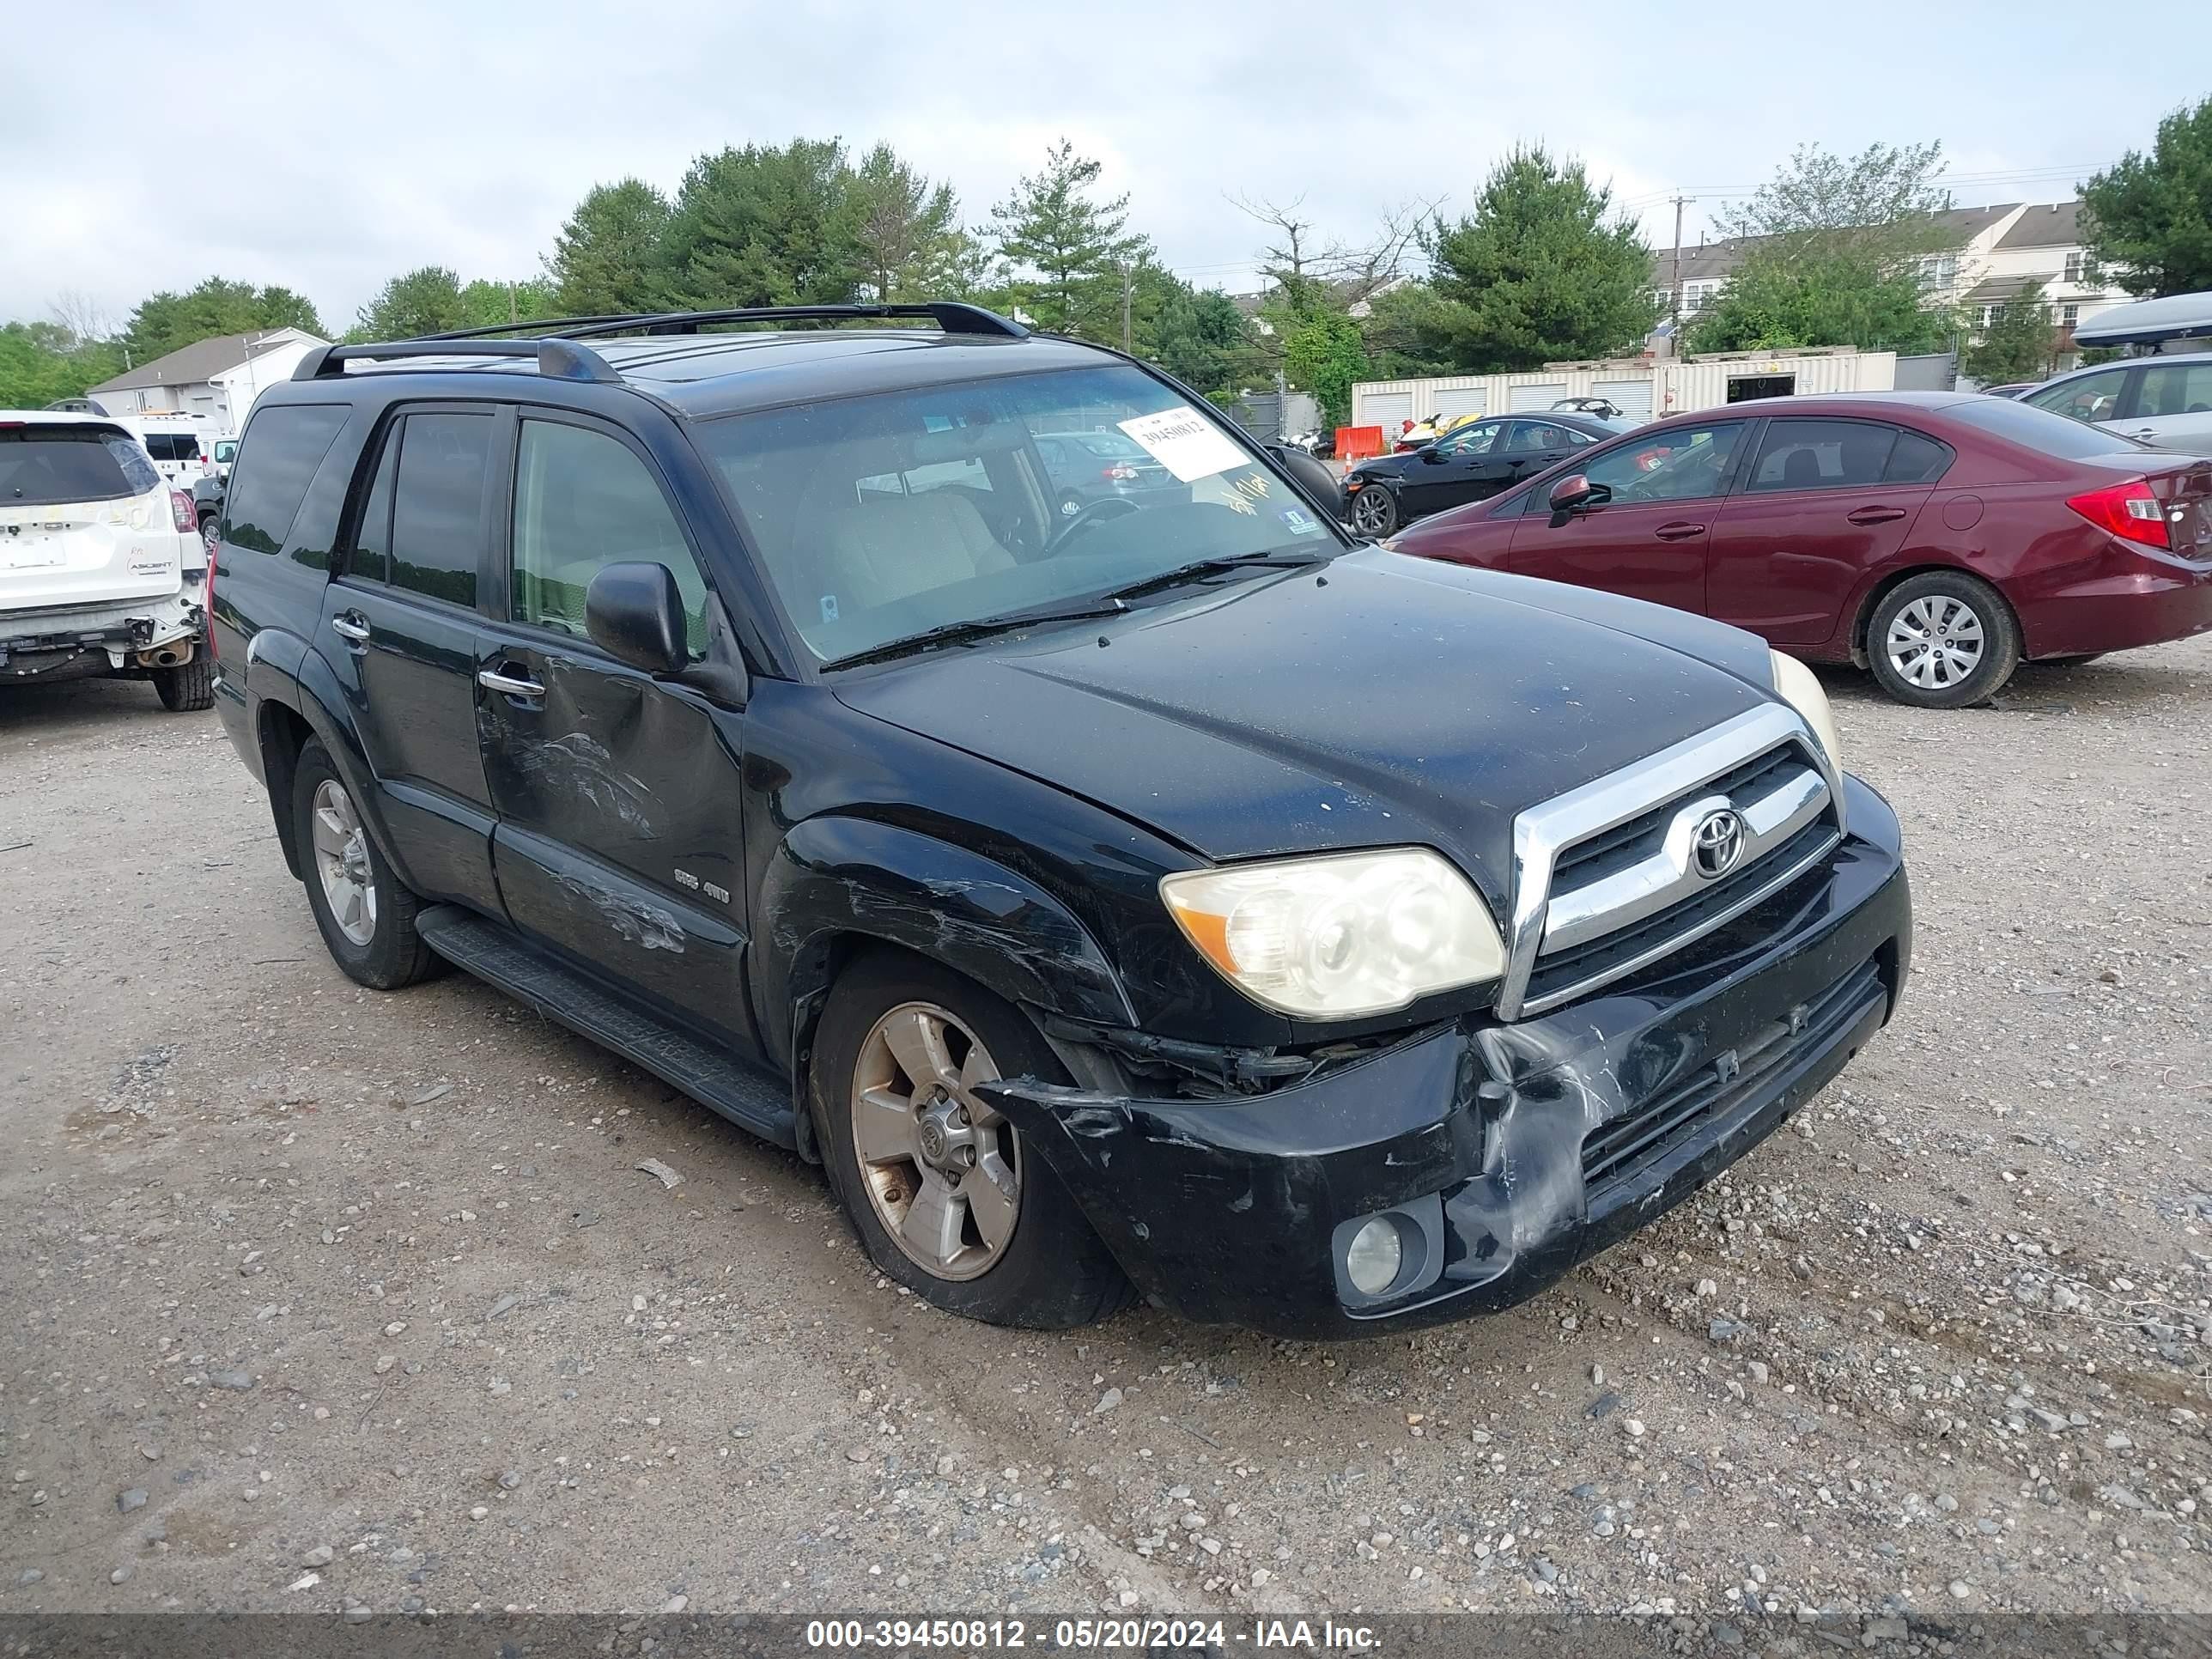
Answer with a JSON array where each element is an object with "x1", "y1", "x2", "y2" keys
[
  {"x1": 329, "y1": 612, "x2": 370, "y2": 645},
  {"x1": 477, "y1": 665, "x2": 546, "y2": 698},
  {"x1": 1845, "y1": 506, "x2": 1908, "y2": 525},
  {"x1": 1653, "y1": 520, "x2": 1707, "y2": 541}
]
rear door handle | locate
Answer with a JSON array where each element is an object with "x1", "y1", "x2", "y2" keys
[
  {"x1": 1845, "y1": 506, "x2": 1909, "y2": 525},
  {"x1": 2130, "y1": 428, "x2": 2159, "y2": 443},
  {"x1": 478, "y1": 665, "x2": 546, "y2": 699},
  {"x1": 329, "y1": 612, "x2": 370, "y2": 645},
  {"x1": 1653, "y1": 521, "x2": 1707, "y2": 541}
]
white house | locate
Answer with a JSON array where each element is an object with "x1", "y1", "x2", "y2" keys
[
  {"x1": 1648, "y1": 200, "x2": 2131, "y2": 363},
  {"x1": 88, "y1": 327, "x2": 327, "y2": 431}
]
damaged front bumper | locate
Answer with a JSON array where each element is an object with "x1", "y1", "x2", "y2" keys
[
  {"x1": 979, "y1": 774, "x2": 1911, "y2": 1340},
  {"x1": 0, "y1": 586, "x2": 204, "y2": 680}
]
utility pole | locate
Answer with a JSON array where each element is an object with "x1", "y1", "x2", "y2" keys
[
  {"x1": 1669, "y1": 194, "x2": 1689, "y2": 334},
  {"x1": 1121, "y1": 264, "x2": 1133, "y2": 356},
  {"x1": 508, "y1": 281, "x2": 518, "y2": 325}
]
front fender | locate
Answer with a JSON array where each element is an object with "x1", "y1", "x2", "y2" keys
[{"x1": 755, "y1": 816, "x2": 1138, "y2": 1075}]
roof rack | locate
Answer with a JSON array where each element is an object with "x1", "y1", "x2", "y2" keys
[
  {"x1": 292, "y1": 338, "x2": 622, "y2": 384},
  {"x1": 290, "y1": 301, "x2": 1029, "y2": 386},
  {"x1": 423, "y1": 302, "x2": 1029, "y2": 342}
]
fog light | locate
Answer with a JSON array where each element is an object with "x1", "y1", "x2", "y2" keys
[{"x1": 1345, "y1": 1217, "x2": 1402, "y2": 1297}]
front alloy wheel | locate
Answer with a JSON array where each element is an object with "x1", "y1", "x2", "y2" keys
[
  {"x1": 1349, "y1": 483, "x2": 1399, "y2": 537},
  {"x1": 812, "y1": 951, "x2": 1132, "y2": 1328},
  {"x1": 849, "y1": 1002, "x2": 1021, "y2": 1280}
]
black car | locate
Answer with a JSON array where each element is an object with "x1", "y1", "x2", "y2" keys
[
  {"x1": 1343, "y1": 411, "x2": 1629, "y2": 536},
  {"x1": 1030, "y1": 428, "x2": 1185, "y2": 514},
  {"x1": 208, "y1": 303, "x2": 1910, "y2": 1339}
]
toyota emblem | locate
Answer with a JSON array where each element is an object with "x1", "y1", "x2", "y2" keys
[{"x1": 1691, "y1": 808, "x2": 1746, "y2": 880}]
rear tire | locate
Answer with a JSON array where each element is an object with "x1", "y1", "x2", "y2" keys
[
  {"x1": 1866, "y1": 571, "x2": 2020, "y2": 708},
  {"x1": 152, "y1": 657, "x2": 214, "y2": 712},
  {"x1": 812, "y1": 950, "x2": 1132, "y2": 1329},
  {"x1": 290, "y1": 739, "x2": 441, "y2": 989}
]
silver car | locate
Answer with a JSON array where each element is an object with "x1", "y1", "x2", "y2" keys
[{"x1": 2019, "y1": 351, "x2": 2212, "y2": 453}]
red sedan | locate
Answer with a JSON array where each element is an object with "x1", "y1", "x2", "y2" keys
[{"x1": 1385, "y1": 392, "x2": 2212, "y2": 708}]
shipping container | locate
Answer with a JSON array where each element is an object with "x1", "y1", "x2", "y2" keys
[{"x1": 1352, "y1": 348, "x2": 1898, "y2": 432}]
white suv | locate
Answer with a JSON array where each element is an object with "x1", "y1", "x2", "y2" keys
[{"x1": 1, "y1": 411, "x2": 212, "y2": 710}]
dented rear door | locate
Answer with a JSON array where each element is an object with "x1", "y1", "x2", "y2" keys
[{"x1": 474, "y1": 410, "x2": 754, "y2": 1051}]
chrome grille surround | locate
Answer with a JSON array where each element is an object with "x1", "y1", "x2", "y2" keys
[{"x1": 1496, "y1": 704, "x2": 1844, "y2": 1020}]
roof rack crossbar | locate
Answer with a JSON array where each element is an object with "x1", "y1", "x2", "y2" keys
[
  {"x1": 293, "y1": 338, "x2": 623, "y2": 385},
  {"x1": 549, "y1": 302, "x2": 1028, "y2": 340}
]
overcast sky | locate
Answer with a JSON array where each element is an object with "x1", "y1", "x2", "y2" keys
[{"x1": 8, "y1": 2, "x2": 2203, "y2": 335}]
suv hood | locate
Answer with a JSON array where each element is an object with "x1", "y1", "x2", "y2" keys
[{"x1": 835, "y1": 550, "x2": 1778, "y2": 909}]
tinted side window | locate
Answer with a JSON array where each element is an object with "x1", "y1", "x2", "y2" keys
[
  {"x1": 173, "y1": 434, "x2": 201, "y2": 461},
  {"x1": 143, "y1": 434, "x2": 174, "y2": 460},
  {"x1": 223, "y1": 404, "x2": 349, "y2": 555},
  {"x1": 2136, "y1": 362, "x2": 2212, "y2": 418},
  {"x1": 1507, "y1": 422, "x2": 1573, "y2": 453},
  {"x1": 1886, "y1": 429, "x2": 1953, "y2": 483},
  {"x1": 347, "y1": 426, "x2": 400, "y2": 585},
  {"x1": 510, "y1": 419, "x2": 709, "y2": 656},
  {"x1": 2025, "y1": 368, "x2": 2127, "y2": 425},
  {"x1": 1576, "y1": 422, "x2": 1746, "y2": 504},
  {"x1": 389, "y1": 412, "x2": 493, "y2": 609},
  {"x1": 1745, "y1": 420, "x2": 1897, "y2": 492}
]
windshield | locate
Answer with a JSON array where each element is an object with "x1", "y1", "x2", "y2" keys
[
  {"x1": 0, "y1": 425, "x2": 161, "y2": 506},
  {"x1": 696, "y1": 364, "x2": 1341, "y2": 664}
]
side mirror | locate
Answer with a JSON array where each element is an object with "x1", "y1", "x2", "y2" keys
[
  {"x1": 586, "y1": 561, "x2": 688, "y2": 677},
  {"x1": 1419, "y1": 445, "x2": 1449, "y2": 464},
  {"x1": 1548, "y1": 474, "x2": 1610, "y2": 514}
]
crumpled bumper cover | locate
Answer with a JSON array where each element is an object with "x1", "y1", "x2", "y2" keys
[{"x1": 979, "y1": 774, "x2": 1911, "y2": 1340}]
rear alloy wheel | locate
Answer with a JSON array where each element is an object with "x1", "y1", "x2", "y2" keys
[
  {"x1": 1348, "y1": 482, "x2": 1399, "y2": 537},
  {"x1": 814, "y1": 951, "x2": 1131, "y2": 1328},
  {"x1": 1867, "y1": 572, "x2": 2020, "y2": 708},
  {"x1": 290, "y1": 739, "x2": 441, "y2": 988}
]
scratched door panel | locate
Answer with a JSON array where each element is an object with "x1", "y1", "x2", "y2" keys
[{"x1": 477, "y1": 643, "x2": 755, "y2": 1048}]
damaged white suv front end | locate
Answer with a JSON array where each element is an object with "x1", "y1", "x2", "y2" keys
[{"x1": 1, "y1": 412, "x2": 210, "y2": 708}]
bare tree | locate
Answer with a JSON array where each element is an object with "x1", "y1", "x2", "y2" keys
[
  {"x1": 1231, "y1": 193, "x2": 1441, "y2": 314},
  {"x1": 48, "y1": 289, "x2": 113, "y2": 349}
]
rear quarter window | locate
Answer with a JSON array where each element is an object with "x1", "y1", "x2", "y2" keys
[
  {"x1": 223, "y1": 405, "x2": 349, "y2": 555},
  {"x1": 0, "y1": 425, "x2": 159, "y2": 505},
  {"x1": 1944, "y1": 396, "x2": 2156, "y2": 462}
]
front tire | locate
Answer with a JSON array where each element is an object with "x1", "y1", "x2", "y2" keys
[
  {"x1": 813, "y1": 951, "x2": 1131, "y2": 1328},
  {"x1": 1866, "y1": 572, "x2": 2020, "y2": 708},
  {"x1": 290, "y1": 739, "x2": 441, "y2": 989},
  {"x1": 151, "y1": 657, "x2": 214, "y2": 711},
  {"x1": 1348, "y1": 483, "x2": 1400, "y2": 538}
]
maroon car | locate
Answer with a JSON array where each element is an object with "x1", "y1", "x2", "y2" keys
[{"x1": 1386, "y1": 392, "x2": 2212, "y2": 708}]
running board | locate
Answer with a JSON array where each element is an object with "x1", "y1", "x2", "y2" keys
[{"x1": 414, "y1": 905, "x2": 794, "y2": 1148}]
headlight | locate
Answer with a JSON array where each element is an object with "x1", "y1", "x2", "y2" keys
[
  {"x1": 1769, "y1": 649, "x2": 1843, "y2": 770},
  {"x1": 1160, "y1": 848, "x2": 1506, "y2": 1018}
]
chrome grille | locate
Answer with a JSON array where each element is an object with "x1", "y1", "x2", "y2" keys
[{"x1": 1498, "y1": 705, "x2": 1844, "y2": 1020}]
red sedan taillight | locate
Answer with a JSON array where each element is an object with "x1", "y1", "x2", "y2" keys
[
  {"x1": 2067, "y1": 477, "x2": 2172, "y2": 550},
  {"x1": 169, "y1": 489, "x2": 193, "y2": 533}
]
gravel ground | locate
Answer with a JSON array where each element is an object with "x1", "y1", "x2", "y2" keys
[{"x1": 2, "y1": 641, "x2": 2209, "y2": 1632}]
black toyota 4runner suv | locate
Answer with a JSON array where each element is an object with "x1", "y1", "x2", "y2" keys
[{"x1": 209, "y1": 302, "x2": 1910, "y2": 1338}]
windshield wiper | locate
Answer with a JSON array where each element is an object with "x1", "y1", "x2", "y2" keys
[
  {"x1": 821, "y1": 599, "x2": 1131, "y2": 671},
  {"x1": 1099, "y1": 546, "x2": 1331, "y2": 603}
]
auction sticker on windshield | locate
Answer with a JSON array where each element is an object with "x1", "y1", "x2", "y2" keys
[{"x1": 1117, "y1": 406, "x2": 1248, "y2": 483}]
